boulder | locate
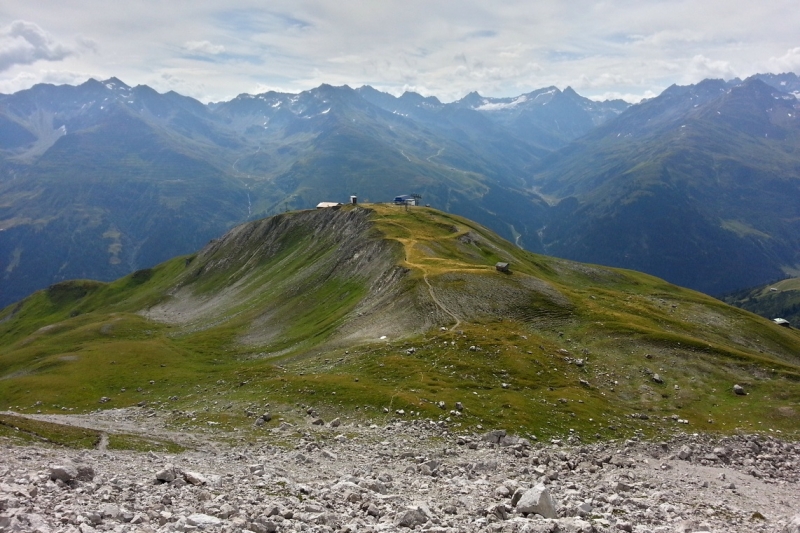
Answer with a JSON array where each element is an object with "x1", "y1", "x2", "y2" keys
[
  {"x1": 49, "y1": 463, "x2": 79, "y2": 483},
  {"x1": 516, "y1": 484, "x2": 557, "y2": 518},
  {"x1": 75, "y1": 464, "x2": 95, "y2": 481},
  {"x1": 397, "y1": 506, "x2": 429, "y2": 528},
  {"x1": 186, "y1": 513, "x2": 221, "y2": 527},
  {"x1": 155, "y1": 465, "x2": 180, "y2": 483},
  {"x1": 482, "y1": 429, "x2": 507, "y2": 444},
  {"x1": 183, "y1": 471, "x2": 208, "y2": 485}
]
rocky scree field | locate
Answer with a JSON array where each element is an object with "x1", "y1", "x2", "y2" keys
[{"x1": 1, "y1": 410, "x2": 800, "y2": 532}]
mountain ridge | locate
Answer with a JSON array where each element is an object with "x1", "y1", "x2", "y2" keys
[
  {"x1": 1, "y1": 205, "x2": 799, "y2": 439},
  {"x1": 532, "y1": 75, "x2": 800, "y2": 295}
]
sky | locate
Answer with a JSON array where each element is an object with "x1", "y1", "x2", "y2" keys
[{"x1": 1, "y1": 1, "x2": 799, "y2": 104}]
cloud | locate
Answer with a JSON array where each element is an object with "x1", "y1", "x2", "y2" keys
[
  {"x1": 769, "y1": 47, "x2": 800, "y2": 73},
  {"x1": 0, "y1": 71, "x2": 36, "y2": 94},
  {"x1": 687, "y1": 54, "x2": 737, "y2": 81},
  {"x1": 0, "y1": 21, "x2": 72, "y2": 72},
  {"x1": 572, "y1": 72, "x2": 635, "y2": 90},
  {"x1": 76, "y1": 35, "x2": 100, "y2": 53},
  {"x1": 628, "y1": 29, "x2": 705, "y2": 48},
  {"x1": 183, "y1": 40, "x2": 226, "y2": 55},
  {"x1": 0, "y1": 1, "x2": 797, "y2": 103},
  {"x1": 0, "y1": 69, "x2": 95, "y2": 94}
]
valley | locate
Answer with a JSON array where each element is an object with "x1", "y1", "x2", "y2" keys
[{"x1": 2, "y1": 73, "x2": 799, "y2": 309}]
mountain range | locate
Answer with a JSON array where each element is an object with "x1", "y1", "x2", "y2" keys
[
  {"x1": 533, "y1": 75, "x2": 800, "y2": 295},
  {"x1": 1, "y1": 73, "x2": 799, "y2": 307}
]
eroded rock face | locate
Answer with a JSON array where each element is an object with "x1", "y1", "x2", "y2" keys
[{"x1": 1, "y1": 413, "x2": 798, "y2": 533}]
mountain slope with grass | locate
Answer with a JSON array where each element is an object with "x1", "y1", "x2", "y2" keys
[{"x1": 1, "y1": 205, "x2": 799, "y2": 441}]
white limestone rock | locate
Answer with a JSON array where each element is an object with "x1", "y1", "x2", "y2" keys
[{"x1": 516, "y1": 484, "x2": 557, "y2": 518}]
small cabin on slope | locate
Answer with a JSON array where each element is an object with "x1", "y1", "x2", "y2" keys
[
  {"x1": 316, "y1": 202, "x2": 342, "y2": 209},
  {"x1": 394, "y1": 195, "x2": 416, "y2": 206}
]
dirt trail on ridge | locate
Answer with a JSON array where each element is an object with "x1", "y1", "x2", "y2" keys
[{"x1": 388, "y1": 220, "x2": 463, "y2": 331}]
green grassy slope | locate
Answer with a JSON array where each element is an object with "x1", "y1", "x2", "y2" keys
[{"x1": 1, "y1": 205, "x2": 798, "y2": 442}]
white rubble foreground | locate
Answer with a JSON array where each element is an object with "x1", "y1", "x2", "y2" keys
[{"x1": 1, "y1": 418, "x2": 799, "y2": 533}]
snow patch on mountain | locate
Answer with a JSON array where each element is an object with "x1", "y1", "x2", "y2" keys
[{"x1": 476, "y1": 95, "x2": 527, "y2": 111}]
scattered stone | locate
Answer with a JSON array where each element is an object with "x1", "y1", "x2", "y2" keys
[
  {"x1": 483, "y1": 429, "x2": 507, "y2": 444},
  {"x1": 186, "y1": 513, "x2": 221, "y2": 527},
  {"x1": 515, "y1": 484, "x2": 557, "y2": 518},
  {"x1": 734, "y1": 384, "x2": 747, "y2": 395},
  {"x1": 397, "y1": 506, "x2": 429, "y2": 528},
  {"x1": 49, "y1": 463, "x2": 79, "y2": 483},
  {"x1": 155, "y1": 464, "x2": 180, "y2": 483},
  {"x1": 183, "y1": 471, "x2": 208, "y2": 485},
  {"x1": 2, "y1": 412, "x2": 799, "y2": 533}
]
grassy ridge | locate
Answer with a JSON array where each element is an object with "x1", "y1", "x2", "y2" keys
[{"x1": 1, "y1": 205, "x2": 799, "y2": 441}]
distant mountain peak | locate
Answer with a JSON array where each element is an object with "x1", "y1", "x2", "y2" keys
[
  {"x1": 101, "y1": 77, "x2": 131, "y2": 91},
  {"x1": 456, "y1": 91, "x2": 485, "y2": 108},
  {"x1": 399, "y1": 91, "x2": 441, "y2": 106}
]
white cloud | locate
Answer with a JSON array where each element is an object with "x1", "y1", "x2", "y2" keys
[
  {"x1": 0, "y1": 1, "x2": 798, "y2": 102},
  {"x1": 572, "y1": 73, "x2": 636, "y2": 90},
  {"x1": 0, "y1": 68, "x2": 95, "y2": 93},
  {"x1": 686, "y1": 54, "x2": 737, "y2": 82},
  {"x1": 76, "y1": 35, "x2": 99, "y2": 53},
  {"x1": 183, "y1": 40, "x2": 226, "y2": 55},
  {"x1": 0, "y1": 20, "x2": 72, "y2": 72},
  {"x1": 0, "y1": 71, "x2": 36, "y2": 93},
  {"x1": 629, "y1": 29, "x2": 705, "y2": 48},
  {"x1": 769, "y1": 47, "x2": 800, "y2": 73}
]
